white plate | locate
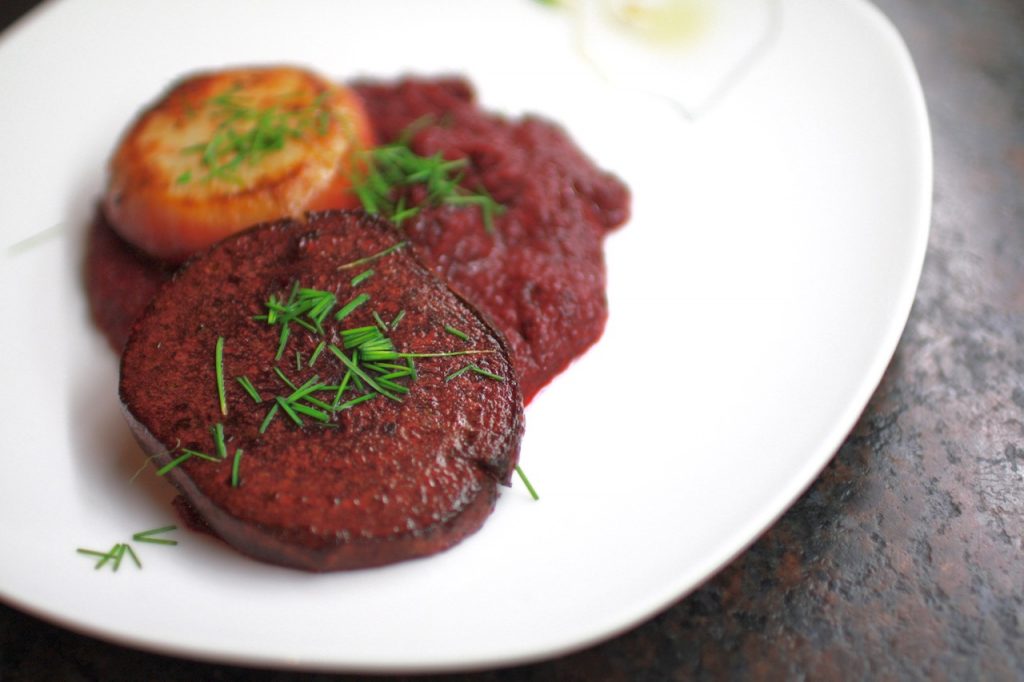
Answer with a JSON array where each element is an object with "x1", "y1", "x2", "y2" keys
[{"x1": 0, "y1": 0, "x2": 930, "y2": 673}]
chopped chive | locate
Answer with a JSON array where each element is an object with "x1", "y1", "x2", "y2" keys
[
  {"x1": 390, "y1": 309, "x2": 406, "y2": 330},
  {"x1": 341, "y1": 326, "x2": 381, "y2": 348},
  {"x1": 231, "y1": 448, "x2": 243, "y2": 487},
  {"x1": 285, "y1": 374, "x2": 322, "y2": 402},
  {"x1": 308, "y1": 341, "x2": 326, "y2": 367},
  {"x1": 76, "y1": 548, "x2": 110, "y2": 558},
  {"x1": 181, "y1": 448, "x2": 219, "y2": 462},
  {"x1": 264, "y1": 294, "x2": 279, "y2": 324},
  {"x1": 235, "y1": 375, "x2": 263, "y2": 403},
  {"x1": 372, "y1": 310, "x2": 388, "y2": 332},
  {"x1": 350, "y1": 371, "x2": 366, "y2": 393},
  {"x1": 334, "y1": 392, "x2": 377, "y2": 410},
  {"x1": 446, "y1": 362, "x2": 505, "y2": 382},
  {"x1": 94, "y1": 545, "x2": 118, "y2": 571},
  {"x1": 156, "y1": 452, "x2": 193, "y2": 476},
  {"x1": 275, "y1": 322, "x2": 291, "y2": 361},
  {"x1": 328, "y1": 344, "x2": 401, "y2": 401},
  {"x1": 370, "y1": 367, "x2": 415, "y2": 380},
  {"x1": 215, "y1": 336, "x2": 227, "y2": 416},
  {"x1": 123, "y1": 544, "x2": 142, "y2": 569},
  {"x1": 295, "y1": 349, "x2": 303, "y2": 371},
  {"x1": 290, "y1": 402, "x2": 331, "y2": 423},
  {"x1": 376, "y1": 378, "x2": 410, "y2": 394},
  {"x1": 444, "y1": 325, "x2": 470, "y2": 342},
  {"x1": 132, "y1": 526, "x2": 178, "y2": 545},
  {"x1": 335, "y1": 293, "x2": 370, "y2": 321},
  {"x1": 301, "y1": 394, "x2": 334, "y2": 412},
  {"x1": 212, "y1": 422, "x2": 227, "y2": 460},
  {"x1": 273, "y1": 366, "x2": 297, "y2": 390},
  {"x1": 350, "y1": 130, "x2": 504, "y2": 233},
  {"x1": 399, "y1": 349, "x2": 495, "y2": 358},
  {"x1": 276, "y1": 396, "x2": 304, "y2": 427},
  {"x1": 76, "y1": 548, "x2": 113, "y2": 563},
  {"x1": 336, "y1": 241, "x2": 408, "y2": 270},
  {"x1": 110, "y1": 543, "x2": 127, "y2": 572},
  {"x1": 391, "y1": 204, "x2": 420, "y2": 227},
  {"x1": 515, "y1": 464, "x2": 539, "y2": 500},
  {"x1": 333, "y1": 369, "x2": 353, "y2": 408},
  {"x1": 293, "y1": 317, "x2": 318, "y2": 334},
  {"x1": 259, "y1": 402, "x2": 280, "y2": 433},
  {"x1": 445, "y1": 364, "x2": 474, "y2": 382},
  {"x1": 350, "y1": 268, "x2": 374, "y2": 286},
  {"x1": 360, "y1": 348, "x2": 399, "y2": 362},
  {"x1": 470, "y1": 365, "x2": 505, "y2": 382}
]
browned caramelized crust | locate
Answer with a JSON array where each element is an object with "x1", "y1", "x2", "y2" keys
[
  {"x1": 119, "y1": 210, "x2": 524, "y2": 571},
  {"x1": 104, "y1": 67, "x2": 374, "y2": 262}
]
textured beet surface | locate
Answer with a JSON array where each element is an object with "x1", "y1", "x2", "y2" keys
[{"x1": 119, "y1": 211, "x2": 523, "y2": 571}]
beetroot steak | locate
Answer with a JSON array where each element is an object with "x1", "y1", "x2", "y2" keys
[{"x1": 119, "y1": 210, "x2": 524, "y2": 571}]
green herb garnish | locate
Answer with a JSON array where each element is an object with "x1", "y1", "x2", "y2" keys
[
  {"x1": 444, "y1": 363, "x2": 506, "y2": 383},
  {"x1": 444, "y1": 325, "x2": 470, "y2": 342},
  {"x1": 236, "y1": 375, "x2": 263, "y2": 403},
  {"x1": 259, "y1": 402, "x2": 280, "y2": 433},
  {"x1": 212, "y1": 422, "x2": 227, "y2": 460},
  {"x1": 350, "y1": 133, "x2": 505, "y2": 232},
  {"x1": 132, "y1": 526, "x2": 178, "y2": 546},
  {"x1": 390, "y1": 309, "x2": 406, "y2": 330},
  {"x1": 215, "y1": 336, "x2": 227, "y2": 416},
  {"x1": 308, "y1": 341, "x2": 327, "y2": 368},
  {"x1": 515, "y1": 464, "x2": 540, "y2": 501},
  {"x1": 78, "y1": 526, "x2": 178, "y2": 572},
  {"x1": 156, "y1": 452, "x2": 193, "y2": 477},
  {"x1": 179, "y1": 88, "x2": 333, "y2": 185},
  {"x1": 335, "y1": 293, "x2": 370, "y2": 321},
  {"x1": 231, "y1": 448, "x2": 244, "y2": 488},
  {"x1": 256, "y1": 286, "x2": 337, "y2": 360},
  {"x1": 335, "y1": 241, "x2": 408, "y2": 271},
  {"x1": 350, "y1": 269, "x2": 374, "y2": 287}
]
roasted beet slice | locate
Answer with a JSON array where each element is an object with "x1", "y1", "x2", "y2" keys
[{"x1": 119, "y1": 210, "x2": 523, "y2": 571}]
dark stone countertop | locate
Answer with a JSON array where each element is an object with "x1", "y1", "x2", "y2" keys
[{"x1": 2, "y1": 0, "x2": 1022, "y2": 679}]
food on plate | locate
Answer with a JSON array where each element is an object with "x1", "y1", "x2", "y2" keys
[
  {"x1": 88, "y1": 74, "x2": 630, "y2": 402},
  {"x1": 352, "y1": 78, "x2": 629, "y2": 400},
  {"x1": 103, "y1": 67, "x2": 373, "y2": 262},
  {"x1": 119, "y1": 211, "x2": 524, "y2": 571},
  {"x1": 89, "y1": 66, "x2": 629, "y2": 569}
]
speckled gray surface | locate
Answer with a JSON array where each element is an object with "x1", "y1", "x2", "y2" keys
[{"x1": 2, "y1": 0, "x2": 1022, "y2": 679}]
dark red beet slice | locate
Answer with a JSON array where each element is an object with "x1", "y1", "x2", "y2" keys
[{"x1": 119, "y1": 210, "x2": 523, "y2": 571}]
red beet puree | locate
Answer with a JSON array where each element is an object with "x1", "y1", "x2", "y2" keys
[{"x1": 353, "y1": 78, "x2": 630, "y2": 401}]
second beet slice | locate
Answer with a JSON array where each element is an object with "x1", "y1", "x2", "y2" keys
[{"x1": 119, "y1": 210, "x2": 524, "y2": 571}]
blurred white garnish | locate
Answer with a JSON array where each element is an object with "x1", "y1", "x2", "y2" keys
[
  {"x1": 562, "y1": 0, "x2": 781, "y2": 120},
  {"x1": 602, "y1": 0, "x2": 709, "y2": 45}
]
